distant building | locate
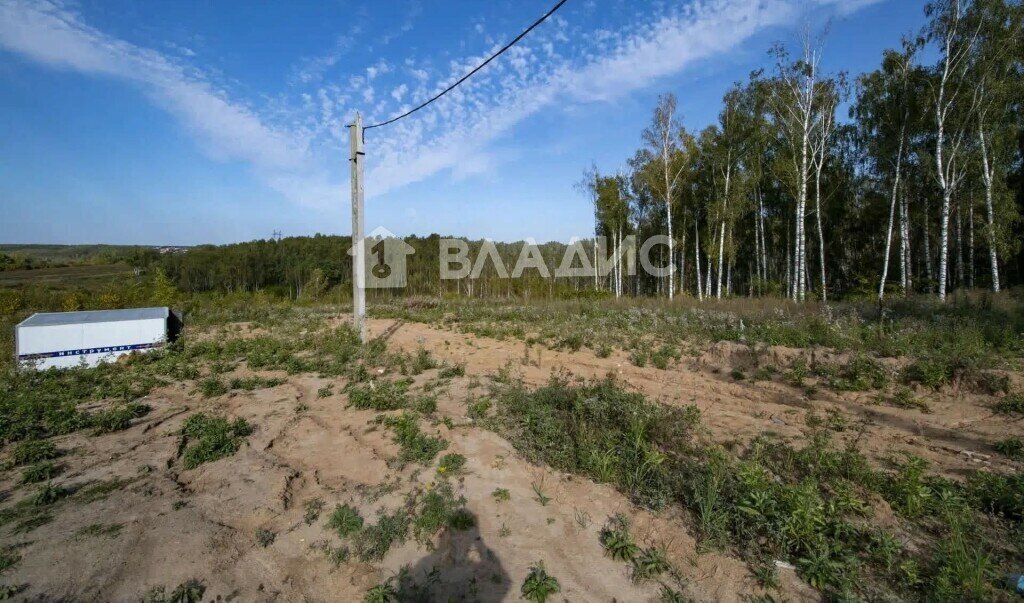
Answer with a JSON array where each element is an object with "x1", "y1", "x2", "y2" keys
[{"x1": 15, "y1": 307, "x2": 182, "y2": 370}]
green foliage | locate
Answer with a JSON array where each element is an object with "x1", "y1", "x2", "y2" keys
[
  {"x1": 491, "y1": 487, "x2": 511, "y2": 502},
  {"x1": 438, "y1": 363, "x2": 465, "y2": 379},
  {"x1": 195, "y1": 376, "x2": 228, "y2": 398},
  {"x1": 228, "y1": 376, "x2": 285, "y2": 391},
  {"x1": 348, "y1": 380, "x2": 410, "y2": 411},
  {"x1": 993, "y1": 392, "x2": 1024, "y2": 414},
  {"x1": 19, "y1": 460, "x2": 60, "y2": 484},
  {"x1": 255, "y1": 528, "x2": 275, "y2": 547},
  {"x1": 521, "y1": 561, "x2": 560, "y2": 603},
  {"x1": 822, "y1": 355, "x2": 889, "y2": 391},
  {"x1": 0, "y1": 548, "x2": 20, "y2": 572},
  {"x1": 354, "y1": 509, "x2": 410, "y2": 562},
  {"x1": 90, "y1": 402, "x2": 151, "y2": 434},
  {"x1": 965, "y1": 471, "x2": 1023, "y2": 521},
  {"x1": 993, "y1": 437, "x2": 1023, "y2": 460},
  {"x1": 412, "y1": 395, "x2": 437, "y2": 415},
  {"x1": 180, "y1": 413, "x2": 253, "y2": 469},
  {"x1": 362, "y1": 582, "x2": 399, "y2": 603},
  {"x1": 10, "y1": 439, "x2": 60, "y2": 465},
  {"x1": 437, "y1": 453, "x2": 466, "y2": 476},
  {"x1": 632, "y1": 546, "x2": 671, "y2": 583},
  {"x1": 599, "y1": 514, "x2": 639, "y2": 561},
  {"x1": 76, "y1": 523, "x2": 123, "y2": 539},
  {"x1": 382, "y1": 413, "x2": 447, "y2": 466},
  {"x1": 327, "y1": 504, "x2": 364, "y2": 538},
  {"x1": 489, "y1": 374, "x2": 699, "y2": 508},
  {"x1": 413, "y1": 482, "x2": 473, "y2": 543},
  {"x1": 31, "y1": 483, "x2": 70, "y2": 506},
  {"x1": 143, "y1": 579, "x2": 205, "y2": 603},
  {"x1": 303, "y1": 498, "x2": 325, "y2": 525}
]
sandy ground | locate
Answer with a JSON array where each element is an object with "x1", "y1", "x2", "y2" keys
[{"x1": 0, "y1": 316, "x2": 1020, "y2": 602}]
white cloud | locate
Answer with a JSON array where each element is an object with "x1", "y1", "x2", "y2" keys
[
  {"x1": 0, "y1": 0, "x2": 338, "y2": 207},
  {"x1": 362, "y1": 0, "x2": 800, "y2": 196},
  {"x1": 391, "y1": 84, "x2": 408, "y2": 102}
]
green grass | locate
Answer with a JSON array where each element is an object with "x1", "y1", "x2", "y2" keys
[
  {"x1": 372, "y1": 294, "x2": 1024, "y2": 376},
  {"x1": 90, "y1": 402, "x2": 151, "y2": 434},
  {"x1": 994, "y1": 438, "x2": 1024, "y2": 460},
  {"x1": 483, "y1": 372, "x2": 1024, "y2": 600},
  {"x1": 19, "y1": 461, "x2": 60, "y2": 484},
  {"x1": 9, "y1": 440, "x2": 60, "y2": 465},
  {"x1": 75, "y1": 523, "x2": 123, "y2": 539},
  {"x1": 348, "y1": 379, "x2": 411, "y2": 411},
  {"x1": 436, "y1": 452, "x2": 466, "y2": 476},
  {"x1": 412, "y1": 482, "x2": 473, "y2": 544},
  {"x1": 354, "y1": 509, "x2": 410, "y2": 562},
  {"x1": 326, "y1": 504, "x2": 363, "y2": 538},
  {"x1": 382, "y1": 413, "x2": 447, "y2": 466},
  {"x1": 993, "y1": 393, "x2": 1024, "y2": 415},
  {"x1": 180, "y1": 413, "x2": 253, "y2": 469},
  {"x1": 229, "y1": 376, "x2": 285, "y2": 391}
]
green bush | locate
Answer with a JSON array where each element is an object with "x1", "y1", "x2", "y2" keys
[
  {"x1": 326, "y1": 504, "x2": 363, "y2": 538},
  {"x1": 382, "y1": 413, "x2": 447, "y2": 465},
  {"x1": 90, "y1": 402, "x2": 150, "y2": 434},
  {"x1": 348, "y1": 380, "x2": 410, "y2": 411},
  {"x1": 10, "y1": 439, "x2": 60, "y2": 465},
  {"x1": 180, "y1": 413, "x2": 253, "y2": 469}
]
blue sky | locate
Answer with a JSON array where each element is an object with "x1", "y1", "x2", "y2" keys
[{"x1": 0, "y1": 0, "x2": 927, "y2": 245}]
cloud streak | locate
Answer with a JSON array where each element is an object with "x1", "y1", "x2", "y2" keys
[{"x1": 0, "y1": 0, "x2": 336, "y2": 206}]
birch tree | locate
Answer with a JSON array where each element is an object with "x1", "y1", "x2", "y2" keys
[
  {"x1": 926, "y1": 0, "x2": 980, "y2": 301},
  {"x1": 769, "y1": 35, "x2": 823, "y2": 302},
  {"x1": 969, "y1": 0, "x2": 1021, "y2": 292},
  {"x1": 855, "y1": 46, "x2": 920, "y2": 299},
  {"x1": 642, "y1": 94, "x2": 687, "y2": 299}
]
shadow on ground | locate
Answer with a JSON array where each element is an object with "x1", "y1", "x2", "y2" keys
[{"x1": 394, "y1": 514, "x2": 510, "y2": 602}]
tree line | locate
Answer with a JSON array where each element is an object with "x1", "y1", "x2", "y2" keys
[{"x1": 587, "y1": 0, "x2": 1022, "y2": 302}]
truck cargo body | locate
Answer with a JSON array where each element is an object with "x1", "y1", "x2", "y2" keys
[{"x1": 15, "y1": 307, "x2": 172, "y2": 370}]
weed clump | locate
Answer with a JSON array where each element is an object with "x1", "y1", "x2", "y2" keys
[
  {"x1": 348, "y1": 380, "x2": 410, "y2": 411},
  {"x1": 521, "y1": 561, "x2": 560, "y2": 603},
  {"x1": 599, "y1": 514, "x2": 639, "y2": 561},
  {"x1": 326, "y1": 504, "x2": 363, "y2": 538},
  {"x1": 180, "y1": 413, "x2": 253, "y2": 469},
  {"x1": 255, "y1": 528, "x2": 275, "y2": 547},
  {"x1": 19, "y1": 461, "x2": 60, "y2": 484},
  {"x1": 90, "y1": 402, "x2": 150, "y2": 434},
  {"x1": 382, "y1": 413, "x2": 447, "y2": 466},
  {"x1": 993, "y1": 438, "x2": 1023, "y2": 460},
  {"x1": 413, "y1": 482, "x2": 473, "y2": 544},
  {"x1": 993, "y1": 392, "x2": 1024, "y2": 415},
  {"x1": 489, "y1": 374, "x2": 699, "y2": 509},
  {"x1": 229, "y1": 376, "x2": 285, "y2": 391},
  {"x1": 354, "y1": 509, "x2": 410, "y2": 562},
  {"x1": 437, "y1": 453, "x2": 466, "y2": 476},
  {"x1": 10, "y1": 439, "x2": 60, "y2": 465}
]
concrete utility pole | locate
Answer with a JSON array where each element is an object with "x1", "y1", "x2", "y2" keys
[{"x1": 349, "y1": 113, "x2": 366, "y2": 342}]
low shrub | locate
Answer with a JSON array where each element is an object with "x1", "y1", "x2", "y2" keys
[{"x1": 180, "y1": 413, "x2": 253, "y2": 469}]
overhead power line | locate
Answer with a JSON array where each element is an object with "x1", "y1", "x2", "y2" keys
[{"x1": 363, "y1": 0, "x2": 569, "y2": 131}]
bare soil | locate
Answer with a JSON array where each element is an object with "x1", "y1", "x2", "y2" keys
[{"x1": 1, "y1": 316, "x2": 1020, "y2": 602}]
